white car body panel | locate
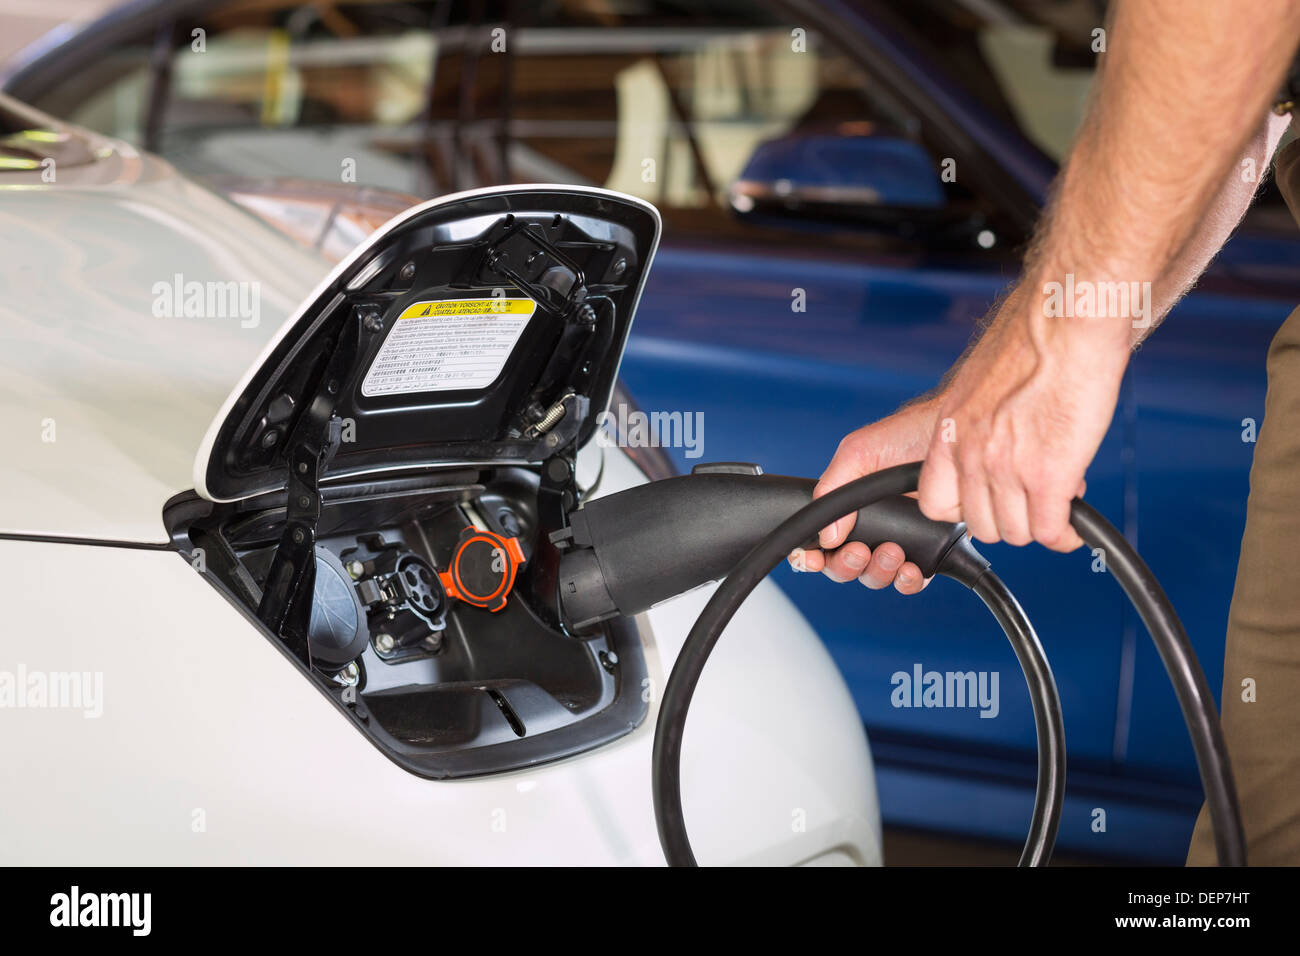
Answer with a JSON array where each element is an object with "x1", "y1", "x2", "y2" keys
[
  {"x1": 0, "y1": 105, "x2": 881, "y2": 865},
  {"x1": 0, "y1": 152, "x2": 329, "y2": 543},
  {"x1": 0, "y1": 443, "x2": 879, "y2": 865}
]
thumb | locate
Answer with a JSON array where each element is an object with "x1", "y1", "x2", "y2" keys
[
  {"x1": 917, "y1": 437, "x2": 962, "y2": 523},
  {"x1": 814, "y1": 443, "x2": 871, "y2": 549}
]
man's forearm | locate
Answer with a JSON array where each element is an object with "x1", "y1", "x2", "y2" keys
[
  {"x1": 827, "y1": 0, "x2": 1300, "y2": 563},
  {"x1": 1137, "y1": 110, "x2": 1292, "y2": 343},
  {"x1": 1024, "y1": 0, "x2": 1300, "y2": 347},
  {"x1": 921, "y1": 1, "x2": 1300, "y2": 409}
]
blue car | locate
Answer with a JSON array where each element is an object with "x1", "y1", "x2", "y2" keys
[{"x1": 8, "y1": 0, "x2": 1298, "y2": 861}]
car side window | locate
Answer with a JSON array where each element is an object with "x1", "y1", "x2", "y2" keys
[
  {"x1": 34, "y1": 2, "x2": 436, "y2": 188},
  {"x1": 29, "y1": 0, "x2": 1002, "y2": 250},
  {"x1": 462, "y1": 4, "x2": 1000, "y2": 251},
  {"x1": 508, "y1": 20, "x2": 913, "y2": 209},
  {"x1": 163, "y1": 3, "x2": 436, "y2": 186}
]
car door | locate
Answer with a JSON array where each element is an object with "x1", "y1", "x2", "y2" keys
[{"x1": 1122, "y1": 223, "x2": 1300, "y2": 800}]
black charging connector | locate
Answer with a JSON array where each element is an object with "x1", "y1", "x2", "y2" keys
[{"x1": 552, "y1": 462, "x2": 980, "y2": 631}]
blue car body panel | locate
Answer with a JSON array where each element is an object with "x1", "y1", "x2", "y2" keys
[
  {"x1": 630, "y1": 1, "x2": 1300, "y2": 861},
  {"x1": 620, "y1": 214, "x2": 1298, "y2": 860}
]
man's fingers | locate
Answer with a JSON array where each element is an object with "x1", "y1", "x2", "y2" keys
[
  {"x1": 957, "y1": 463, "x2": 999, "y2": 543},
  {"x1": 816, "y1": 511, "x2": 856, "y2": 551},
  {"x1": 917, "y1": 442, "x2": 961, "y2": 524},
  {"x1": 822, "y1": 542, "x2": 872, "y2": 583},
  {"x1": 796, "y1": 540, "x2": 927, "y2": 596},
  {"x1": 858, "y1": 541, "x2": 905, "y2": 589},
  {"x1": 919, "y1": 425, "x2": 1089, "y2": 551},
  {"x1": 816, "y1": 481, "x2": 857, "y2": 548},
  {"x1": 813, "y1": 452, "x2": 864, "y2": 549},
  {"x1": 989, "y1": 474, "x2": 1033, "y2": 546},
  {"x1": 788, "y1": 547, "x2": 823, "y2": 573},
  {"x1": 893, "y1": 563, "x2": 931, "y2": 595},
  {"x1": 1027, "y1": 484, "x2": 1085, "y2": 552}
]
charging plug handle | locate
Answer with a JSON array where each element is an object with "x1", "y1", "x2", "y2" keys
[{"x1": 555, "y1": 467, "x2": 979, "y2": 631}]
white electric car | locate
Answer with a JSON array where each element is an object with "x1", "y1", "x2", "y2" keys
[{"x1": 0, "y1": 96, "x2": 879, "y2": 866}]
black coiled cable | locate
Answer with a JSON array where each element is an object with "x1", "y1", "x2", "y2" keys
[
  {"x1": 971, "y1": 571, "x2": 1064, "y2": 866},
  {"x1": 651, "y1": 461, "x2": 1245, "y2": 867}
]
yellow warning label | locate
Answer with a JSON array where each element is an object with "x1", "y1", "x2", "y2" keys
[
  {"x1": 362, "y1": 296, "x2": 538, "y2": 397},
  {"x1": 399, "y1": 298, "x2": 534, "y2": 319}
]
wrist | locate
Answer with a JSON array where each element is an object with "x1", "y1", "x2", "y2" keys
[
  {"x1": 951, "y1": 281, "x2": 1131, "y2": 397},
  {"x1": 900, "y1": 392, "x2": 944, "y2": 428},
  {"x1": 1022, "y1": 255, "x2": 1156, "y2": 351}
]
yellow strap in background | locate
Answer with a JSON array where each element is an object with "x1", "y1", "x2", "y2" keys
[{"x1": 260, "y1": 28, "x2": 291, "y2": 127}]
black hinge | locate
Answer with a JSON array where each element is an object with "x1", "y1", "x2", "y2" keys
[
  {"x1": 481, "y1": 220, "x2": 587, "y2": 319},
  {"x1": 256, "y1": 309, "x2": 364, "y2": 667}
]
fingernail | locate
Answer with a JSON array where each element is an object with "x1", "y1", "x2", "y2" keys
[
  {"x1": 842, "y1": 548, "x2": 867, "y2": 571},
  {"x1": 878, "y1": 551, "x2": 901, "y2": 572},
  {"x1": 788, "y1": 548, "x2": 808, "y2": 572},
  {"x1": 897, "y1": 567, "x2": 916, "y2": 585},
  {"x1": 818, "y1": 528, "x2": 836, "y2": 549}
]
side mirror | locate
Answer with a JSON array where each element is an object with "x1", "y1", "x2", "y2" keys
[{"x1": 728, "y1": 130, "x2": 947, "y2": 229}]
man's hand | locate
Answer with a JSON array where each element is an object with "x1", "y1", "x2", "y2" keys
[
  {"x1": 916, "y1": 292, "x2": 1126, "y2": 550},
  {"x1": 795, "y1": 300, "x2": 1125, "y2": 590},
  {"x1": 790, "y1": 398, "x2": 938, "y2": 594},
  {"x1": 790, "y1": 280, "x2": 1128, "y2": 587}
]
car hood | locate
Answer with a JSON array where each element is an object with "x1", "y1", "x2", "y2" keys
[
  {"x1": 0, "y1": 150, "x2": 333, "y2": 543},
  {"x1": 195, "y1": 184, "x2": 660, "y2": 502}
]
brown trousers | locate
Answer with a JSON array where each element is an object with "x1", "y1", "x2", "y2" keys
[{"x1": 1186, "y1": 139, "x2": 1300, "y2": 865}]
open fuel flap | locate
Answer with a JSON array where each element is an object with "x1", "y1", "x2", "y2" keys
[{"x1": 166, "y1": 185, "x2": 661, "y2": 778}]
